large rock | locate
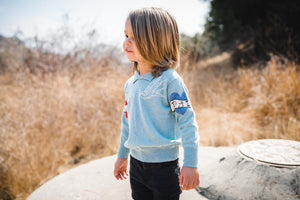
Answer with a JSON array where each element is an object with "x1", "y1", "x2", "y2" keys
[
  {"x1": 27, "y1": 145, "x2": 299, "y2": 200},
  {"x1": 196, "y1": 146, "x2": 300, "y2": 200},
  {"x1": 26, "y1": 152, "x2": 206, "y2": 200}
]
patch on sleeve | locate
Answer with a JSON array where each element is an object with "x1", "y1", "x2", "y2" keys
[
  {"x1": 170, "y1": 92, "x2": 191, "y2": 115},
  {"x1": 124, "y1": 100, "x2": 128, "y2": 118}
]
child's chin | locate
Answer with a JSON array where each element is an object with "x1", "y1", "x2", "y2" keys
[{"x1": 127, "y1": 58, "x2": 136, "y2": 62}]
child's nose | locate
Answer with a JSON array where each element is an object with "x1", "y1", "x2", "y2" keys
[{"x1": 124, "y1": 38, "x2": 132, "y2": 46}]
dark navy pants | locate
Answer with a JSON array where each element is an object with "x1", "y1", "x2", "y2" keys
[{"x1": 129, "y1": 156, "x2": 182, "y2": 200}]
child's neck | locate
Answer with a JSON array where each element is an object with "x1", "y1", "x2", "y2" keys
[{"x1": 138, "y1": 63, "x2": 153, "y2": 75}]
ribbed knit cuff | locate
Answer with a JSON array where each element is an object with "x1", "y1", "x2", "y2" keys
[
  {"x1": 117, "y1": 145, "x2": 130, "y2": 159},
  {"x1": 183, "y1": 145, "x2": 198, "y2": 167}
]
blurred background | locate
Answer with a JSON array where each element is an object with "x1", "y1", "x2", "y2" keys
[{"x1": 0, "y1": 0, "x2": 299, "y2": 199}]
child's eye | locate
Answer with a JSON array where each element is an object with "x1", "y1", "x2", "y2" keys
[{"x1": 125, "y1": 34, "x2": 128, "y2": 38}]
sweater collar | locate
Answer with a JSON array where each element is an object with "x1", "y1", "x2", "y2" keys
[{"x1": 133, "y1": 71, "x2": 154, "y2": 83}]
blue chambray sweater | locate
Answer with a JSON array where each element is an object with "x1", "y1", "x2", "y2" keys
[{"x1": 117, "y1": 68, "x2": 199, "y2": 167}]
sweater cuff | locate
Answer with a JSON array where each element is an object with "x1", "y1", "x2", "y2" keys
[
  {"x1": 117, "y1": 145, "x2": 130, "y2": 159},
  {"x1": 183, "y1": 145, "x2": 198, "y2": 167}
]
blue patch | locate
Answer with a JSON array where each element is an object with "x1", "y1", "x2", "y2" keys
[{"x1": 170, "y1": 92, "x2": 191, "y2": 115}]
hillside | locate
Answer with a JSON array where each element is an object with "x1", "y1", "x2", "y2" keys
[{"x1": 0, "y1": 35, "x2": 299, "y2": 199}]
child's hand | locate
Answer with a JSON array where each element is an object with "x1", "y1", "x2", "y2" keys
[
  {"x1": 114, "y1": 157, "x2": 129, "y2": 180},
  {"x1": 179, "y1": 166, "x2": 200, "y2": 190}
]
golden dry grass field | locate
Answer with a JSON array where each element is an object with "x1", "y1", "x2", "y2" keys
[{"x1": 0, "y1": 40, "x2": 299, "y2": 199}]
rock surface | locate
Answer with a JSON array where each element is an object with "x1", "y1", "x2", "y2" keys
[
  {"x1": 196, "y1": 147, "x2": 300, "y2": 200},
  {"x1": 27, "y1": 146, "x2": 300, "y2": 200},
  {"x1": 26, "y1": 149, "x2": 207, "y2": 200}
]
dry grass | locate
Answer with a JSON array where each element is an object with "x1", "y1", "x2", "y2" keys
[
  {"x1": 0, "y1": 40, "x2": 299, "y2": 199},
  {"x1": 180, "y1": 53, "x2": 300, "y2": 146},
  {"x1": 0, "y1": 65, "x2": 130, "y2": 199}
]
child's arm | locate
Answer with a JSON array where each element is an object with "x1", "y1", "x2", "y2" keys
[
  {"x1": 167, "y1": 77, "x2": 200, "y2": 189},
  {"x1": 116, "y1": 109, "x2": 130, "y2": 159},
  {"x1": 168, "y1": 78, "x2": 199, "y2": 167},
  {"x1": 114, "y1": 83, "x2": 130, "y2": 180},
  {"x1": 114, "y1": 110, "x2": 129, "y2": 180},
  {"x1": 114, "y1": 157, "x2": 128, "y2": 180}
]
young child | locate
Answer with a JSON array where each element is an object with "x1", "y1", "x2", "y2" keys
[{"x1": 114, "y1": 7, "x2": 200, "y2": 200}]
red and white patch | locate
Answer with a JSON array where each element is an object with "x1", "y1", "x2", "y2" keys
[{"x1": 124, "y1": 100, "x2": 128, "y2": 118}]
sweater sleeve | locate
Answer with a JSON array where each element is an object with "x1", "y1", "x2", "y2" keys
[
  {"x1": 168, "y1": 78, "x2": 199, "y2": 167},
  {"x1": 117, "y1": 84, "x2": 130, "y2": 159}
]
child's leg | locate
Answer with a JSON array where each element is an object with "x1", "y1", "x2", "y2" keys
[
  {"x1": 149, "y1": 160, "x2": 181, "y2": 200},
  {"x1": 129, "y1": 156, "x2": 181, "y2": 200},
  {"x1": 130, "y1": 156, "x2": 153, "y2": 200}
]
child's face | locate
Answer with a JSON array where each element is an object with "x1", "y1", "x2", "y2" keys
[{"x1": 123, "y1": 19, "x2": 148, "y2": 65}]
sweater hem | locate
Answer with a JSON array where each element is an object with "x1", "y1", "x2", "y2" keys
[{"x1": 130, "y1": 146, "x2": 179, "y2": 163}]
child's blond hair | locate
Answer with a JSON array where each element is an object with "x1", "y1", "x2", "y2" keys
[{"x1": 128, "y1": 7, "x2": 180, "y2": 77}]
